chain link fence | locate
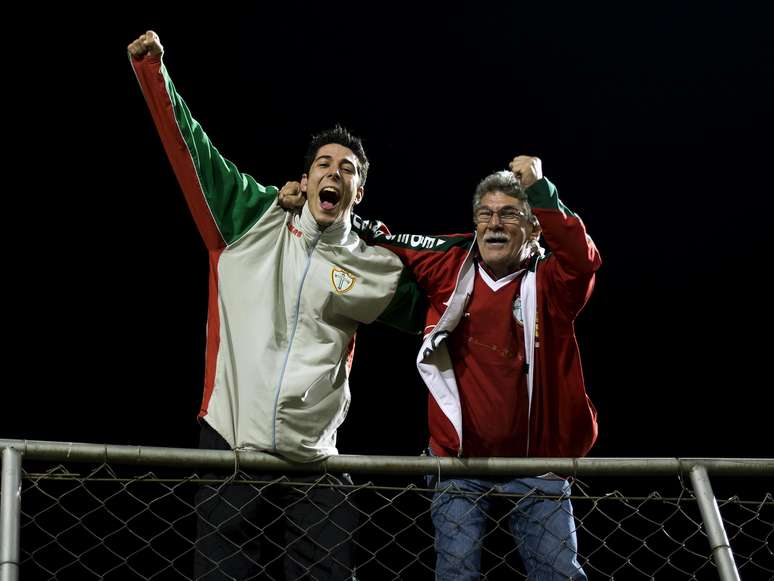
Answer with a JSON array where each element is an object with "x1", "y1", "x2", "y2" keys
[{"x1": 1, "y1": 441, "x2": 772, "y2": 580}]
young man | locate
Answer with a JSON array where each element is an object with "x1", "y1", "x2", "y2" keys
[
  {"x1": 281, "y1": 156, "x2": 600, "y2": 579},
  {"x1": 128, "y1": 31, "x2": 421, "y2": 580}
]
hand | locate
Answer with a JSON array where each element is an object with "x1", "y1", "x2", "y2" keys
[
  {"x1": 508, "y1": 156, "x2": 543, "y2": 189},
  {"x1": 127, "y1": 30, "x2": 164, "y2": 59},
  {"x1": 278, "y1": 181, "x2": 305, "y2": 211}
]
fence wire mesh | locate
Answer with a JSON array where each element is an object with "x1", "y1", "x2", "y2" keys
[{"x1": 9, "y1": 461, "x2": 773, "y2": 580}]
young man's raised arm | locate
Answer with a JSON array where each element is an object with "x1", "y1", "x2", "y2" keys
[{"x1": 128, "y1": 31, "x2": 278, "y2": 249}]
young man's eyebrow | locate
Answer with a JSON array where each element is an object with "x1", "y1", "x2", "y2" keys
[{"x1": 314, "y1": 154, "x2": 358, "y2": 170}]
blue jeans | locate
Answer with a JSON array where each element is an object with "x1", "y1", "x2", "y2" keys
[{"x1": 431, "y1": 476, "x2": 587, "y2": 580}]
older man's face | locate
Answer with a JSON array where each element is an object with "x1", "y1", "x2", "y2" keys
[{"x1": 474, "y1": 191, "x2": 537, "y2": 279}]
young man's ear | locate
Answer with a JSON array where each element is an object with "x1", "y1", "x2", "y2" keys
[
  {"x1": 300, "y1": 174, "x2": 308, "y2": 193},
  {"x1": 354, "y1": 186, "x2": 364, "y2": 205}
]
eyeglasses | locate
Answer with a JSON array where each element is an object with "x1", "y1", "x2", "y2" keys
[{"x1": 473, "y1": 207, "x2": 529, "y2": 224}]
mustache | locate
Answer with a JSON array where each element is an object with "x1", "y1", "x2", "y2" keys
[{"x1": 483, "y1": 234, "x2": 509, "y2": 242}]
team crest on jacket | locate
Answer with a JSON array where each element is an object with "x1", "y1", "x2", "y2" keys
[
  {"x1": 512, "y1": 297, "x2": 524, "y2": 326},
  {"x1": 331, "y1": 267, "x2": 357, "y2": 294}
]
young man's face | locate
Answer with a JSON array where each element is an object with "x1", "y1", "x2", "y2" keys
[
  {"x1": 301, "y1": 143, "x2": 364, "y2": 228},
  {"x1": 474, "y1": 191, "x2": 538, "y2": 278}
]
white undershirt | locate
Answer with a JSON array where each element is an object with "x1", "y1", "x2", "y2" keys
[{"x1": 477, "y1": 263, "x2": 524, "y2": 292}]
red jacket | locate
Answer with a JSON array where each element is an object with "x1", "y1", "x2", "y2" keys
[{"x1": 373, "y1": 178, "x2": 601, "y2": 458}]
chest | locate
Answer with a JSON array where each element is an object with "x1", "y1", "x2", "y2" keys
[{"x1": 451, "y1": 273, "x2": 523, "y2": 356}]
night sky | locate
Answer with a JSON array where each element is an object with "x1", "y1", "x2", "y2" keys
[{"x1": 9, "y1": 2, "x2": 773, "y2": 459}]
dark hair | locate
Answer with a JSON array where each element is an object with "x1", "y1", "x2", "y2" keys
[{"x1": 303, "y1": 124, "x2": 369, "y2": 185}]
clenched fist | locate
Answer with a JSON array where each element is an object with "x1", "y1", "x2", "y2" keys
[
  {"x1": 508, "y1": 156, "x2": 543, "y2": 189},
  {"x1": 278, "y1": 180, "x2": 305, "y2": 211},
  {"x1": 127, "y1": 30, "x2": 163, "y2": 59}
]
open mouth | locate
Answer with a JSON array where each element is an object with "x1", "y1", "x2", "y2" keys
[
  {"x1": 319, "y1": 187, "x2": 341, "y2": 211},
  {"x1": 484, "y1": 235, "x2": 509, "y2": 248}
]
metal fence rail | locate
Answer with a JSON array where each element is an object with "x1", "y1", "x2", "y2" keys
[{"x1": 2, "y1": 439, "x2": 772, "y2": 580}]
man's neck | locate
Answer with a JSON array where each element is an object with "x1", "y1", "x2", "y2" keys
[
  {"x1": 314, "y1": 210, "x2": 351, "y2": 231},
  {"x1": 300, "y1": 205, "x2": 350, "y2": 244},
  {"x1": 478, "y1": 260, "x2": 521, "y2": 281}
]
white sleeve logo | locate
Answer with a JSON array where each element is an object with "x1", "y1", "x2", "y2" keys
[{"x1": 384, "y1": 234, "x2": 445, "y2": 248}]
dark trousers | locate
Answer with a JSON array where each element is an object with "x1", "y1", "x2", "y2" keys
[{"x1": 194, "y1": 422, "x2": 358, "y2": 580}]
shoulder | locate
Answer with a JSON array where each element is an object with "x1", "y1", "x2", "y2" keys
[{"x1": 352, "y1": 235, "x2": 404, "y2": 265}]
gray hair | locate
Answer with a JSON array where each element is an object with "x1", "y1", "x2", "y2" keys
[
  {"x1": 472, "y1": 171, "x2": 529, "y2": 212},
  {"x1": 472, "y1": 170, "x2": 544, "y2": 257}
]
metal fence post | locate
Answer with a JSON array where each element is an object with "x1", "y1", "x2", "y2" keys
[
  {"x1": 689, "y1": 464, "x2": 740, "y2": 581},
  {"x1": 0, "y1": 447, "x2": 22, "y2": 581}
]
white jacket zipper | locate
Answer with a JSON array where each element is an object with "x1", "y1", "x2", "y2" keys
[{"x1": 271, "y1": 232, "x2": 320, "y2": 451}]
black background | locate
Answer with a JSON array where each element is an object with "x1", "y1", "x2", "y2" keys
[{"x1": 7, "y1": 2, "x2": 773, "y2": 460}]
